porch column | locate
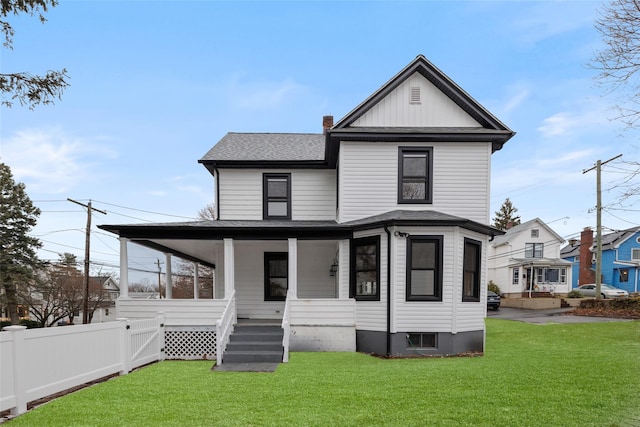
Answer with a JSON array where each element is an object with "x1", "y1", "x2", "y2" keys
[
  {"x1": 288, "y1": 238, "x2": 298, "y2": 299},
  {"x1": 338, "y1": 239, "x2": 349, "y2": 300},
  {"x1": 165, "y1": 253, "x2": 172, "y2": 299},
  {"x1": 223, "y1": 238, "x2": 234, "y2": 299},
  {"x1": 119, "y1": 238, "x2": 129, "y2": 298},
  {"x1": 193, "y1": 263, "x2": 199, "y2": 300}
]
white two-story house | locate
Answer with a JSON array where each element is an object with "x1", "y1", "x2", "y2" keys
[
  {"x1": 100, "y1": 55, "x2": 515, "y2": 360},
  {"x1": 488, "y1": 218, "x2": 572, "y2": 297}
]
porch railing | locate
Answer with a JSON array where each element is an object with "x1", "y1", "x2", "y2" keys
[
  {"x1": 281, "y1": 291, "x2": 292, "y2": 363},
  {"x1": 215, "y1": 290, "x2": 236, "y2": 366}
]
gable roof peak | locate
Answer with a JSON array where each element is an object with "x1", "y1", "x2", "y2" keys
[{"x1": 331, "y1": 54, "x2": 515, "y2": 151}]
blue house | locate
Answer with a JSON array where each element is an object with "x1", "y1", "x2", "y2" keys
[{"x1": 560, "y1": 226, "x2": 640, "y2": 294}]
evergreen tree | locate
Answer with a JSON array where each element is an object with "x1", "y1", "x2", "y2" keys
[
  {"x1": 1, "y1": 0, "x2": 69, "y2": 108},
  {"x1": 0, "y1": 162, "x2": 42, "y2": 324},
  {"x1": 493, "y1": 198, "x2": 521, "y2": 231}
]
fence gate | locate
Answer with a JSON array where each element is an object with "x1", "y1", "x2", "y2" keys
[{"x1": 129, "y1": 317, "x2": 164, "y2": 369}]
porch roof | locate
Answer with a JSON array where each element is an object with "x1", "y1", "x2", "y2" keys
[
  {"x1": 508, "y1": 258, "x2": 573, "y2": 268},
  {"x1": 99, "y1": 210, "x2": 502, "y2": 240}
]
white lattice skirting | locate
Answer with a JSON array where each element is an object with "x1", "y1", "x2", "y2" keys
[{"x1": 164, "y1": 326, "x2": 217, "y2": 360}]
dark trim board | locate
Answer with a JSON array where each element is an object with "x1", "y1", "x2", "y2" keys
[{"x1": 356, "y1": 329, "x2": 484, "y2": 356}]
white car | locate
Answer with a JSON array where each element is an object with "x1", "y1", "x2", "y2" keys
[{"x1": 576, "y1": 284, "x2": 629, "y2": 299}]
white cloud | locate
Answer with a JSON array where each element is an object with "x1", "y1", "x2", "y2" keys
[
  {"x1": 0, "y1": 128, "x2": 117, "y2": 194},
  {"x1": 537, "y1": 110, "x2": 608, "y2": 138},
  {"x1": 508, "y1": 2, "x2": 596, "y2": 46},
  {"x1": 503, "y1": 87, "x2": 530, "y2": 114},
  {"x1": 225, "y1": 74, "x2": 307, "y2": 110}
]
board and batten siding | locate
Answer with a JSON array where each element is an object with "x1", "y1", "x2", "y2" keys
[
  {"x1": 390, "y1": 227, "x2": 487, "y2": 333},
  {"x1": 218, "y1": 169, "x2": 336, "y2": 220},
  {"x1": 352, "y1": 72, "x2": 481, "y2": 128},
  {"x1": 338, "y1": 141, "x2": 491, "y2": 224}
]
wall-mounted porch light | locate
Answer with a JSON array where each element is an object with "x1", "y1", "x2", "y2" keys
[{"x1": 329, "y1": 258, "x2": 339, "y2": 276}]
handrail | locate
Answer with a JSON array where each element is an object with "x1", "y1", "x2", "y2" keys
[
  {"x1": 281, "y1": 290, "x2": 292, "y2": 363},
  {"x1": 215, "y1": 289, "x2": 236, "y2": 366}
]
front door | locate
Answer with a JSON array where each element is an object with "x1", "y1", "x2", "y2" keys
[{"x1": 264, "y1": 252, "x2": 288, "y2": 301}]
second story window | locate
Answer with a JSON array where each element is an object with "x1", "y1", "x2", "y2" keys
[
  {"x1": 263, "y1": 173, "x2": 291, "y2": 220},
  {"x1": 398, "y1": 147, "x2": 433, "y2": 204},
  {"x1": 525, "y1": 243, "x2": 543, "y2": 258}
]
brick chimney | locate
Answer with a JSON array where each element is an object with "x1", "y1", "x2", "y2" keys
[
  {"x1": 322, "y1": 115, "x2": 333, "y2": 134},
  {"x1": 579, "y1": 227, "x2": 595, "y2": 285}
]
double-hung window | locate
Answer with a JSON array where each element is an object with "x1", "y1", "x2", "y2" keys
[
  {"x1": 264, "y1": 252, "x2": 288, "y2": 301},
  {"x1": 462, "y1": 238, "x2": 481, "y2": 302},
  {"x1": 398, "y1": 147, "x2": 433, "y2": 203},
  {"x1": 525, "y1": 243, "x2": 543, "y2": 258},
  {"x1": 406, "y1": 236, "x2": 443, "y2": 301},
  {"x1": 350, "y1": 236, "x2": 380, "y2": 301},
  {"x1": 263, "y1": 173, "x2": 291, "y2": 220}
]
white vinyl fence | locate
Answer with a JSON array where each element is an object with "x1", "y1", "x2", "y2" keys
[{"x1": 1, "y1": 315, "x2": 164, "y2": 416}]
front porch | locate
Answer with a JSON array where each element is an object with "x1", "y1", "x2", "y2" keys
[{"x1": 115, "y1": 236, "x2": 356, "y2": 363}]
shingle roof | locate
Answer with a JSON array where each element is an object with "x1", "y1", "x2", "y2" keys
[{"x1": 199, "y1": 133, "x2": 326, "y2": 162}]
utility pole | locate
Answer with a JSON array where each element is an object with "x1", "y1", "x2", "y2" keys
[
  {"x1": 67, "y1": 199, "x2": 107, "y2": 324},
  {"x1": 582, "y1": 154, "x2": 622, "y2": 300},
  {"x1": 156, "y1": 258, "x2": 163, "y2": 298}
]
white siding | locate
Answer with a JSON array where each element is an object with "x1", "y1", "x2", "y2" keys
[
  {"x1": 297, "y1": 241, "x2": 339, "y2": 298},
  {"x1": 218, "y1": 169, "x2": 336, "y2": 220},
  {"x1": 232, "y1": 240, "x2": 340, "y2": 318},
  {"x1": 116, "y1": 299, "x2": 226, "y2": 326},
  {"x1": 234, "y1": 241, "x2": 288, "y2": 319},
  {"x1": 390, "y1": 227, "x2": 487, "y2": 333},
  {"x1": 338, "y1": 141, "x2": 491, "y2": 223},
  {"x1": 353, "y1": 73, "x2": 481, "y2": 128},
  {"x1": 487, "y1": 220, "x2": 571, "y2": 295},
  {"x1": 353, "y1": 229, "x2": 388, "y2": 332},
  {"x1": 218, "y1": 169, "x2": 262, "y2": 220}
]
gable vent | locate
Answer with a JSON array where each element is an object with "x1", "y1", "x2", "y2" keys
[{"x1": 410, "y1": 86, "x2": 421, "y2": 104}]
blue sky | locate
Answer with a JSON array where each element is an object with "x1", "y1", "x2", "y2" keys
[{"x1": 1, "y1": 0, "x2": 639, "y2": 282}]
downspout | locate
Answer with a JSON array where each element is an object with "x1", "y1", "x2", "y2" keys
[
  {"x1": 384, "y1": 225, "x2": 392, "y2": 357},
  {"x1": 214, "y1": 165, "x2": 221, "y2": 220}
]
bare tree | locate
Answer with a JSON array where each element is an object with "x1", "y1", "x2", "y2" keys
[
  {"x1": 1, "y1": 0, "x2": 69, "y2": 108},
  {"x1": 592, "y1": 0, "x2": 640, "y2": 128},
  {"x1": 172, "y1": 203, "x2": 216, "y2": 298},
  {"x1": 198, "y1": 202, "x2": 216, "y2": 221}
]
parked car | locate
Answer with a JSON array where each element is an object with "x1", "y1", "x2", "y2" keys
[
  {"x1": 487, "y1": 291, "x2": 501, "y2": 310},
  {"x1": 576, "y1": 284, "x2": 629, "y2": 299}
]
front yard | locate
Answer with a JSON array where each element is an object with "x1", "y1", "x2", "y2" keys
[{"x1": 5, "y1": 319, "x2": 639, "y2": 426}]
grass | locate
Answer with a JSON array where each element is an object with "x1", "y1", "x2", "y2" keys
[{"x1": 7, "y1": 319, "x2": 640, "y2": 427}]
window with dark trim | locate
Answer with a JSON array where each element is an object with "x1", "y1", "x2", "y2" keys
[
  {"x1": 462, "y1": 238, "x2": 481, "y2": 302},
  {"x1": 525, "y1": 243, "x2": 543, "y2": 258},
  {"x1": 263, "y1": 174, "x2": 291, "y2": 220},
  {"x1": 264, "y1": 252, "x2": 288, "y2": 301},
  {"x1": 350, "y1": 236, "x2": 380, "y2": 301},
  {"x1": 398, "y1": 147, "x2": 433, "y2": 203},
  {"x1": 406, "y1": 236, "x2": 443, "y2": 301}
]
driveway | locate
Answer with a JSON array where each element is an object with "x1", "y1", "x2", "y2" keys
[{"x1": 487, "y1": 307, "x2": 632, "y2": 324}]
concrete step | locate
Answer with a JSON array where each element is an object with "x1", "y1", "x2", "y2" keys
[
  {"x1": 229, "y1": 332, "x2": 283, "y2": 342},
  {"x1": 226, "y1": 341, "x2": 284, "y2": 352},
  {"x1": 233, "y1": 324, "x2": 283, "y2": 334},
  {"x1": 223, "y1": 350, "x2": 283, "y2": 363}
]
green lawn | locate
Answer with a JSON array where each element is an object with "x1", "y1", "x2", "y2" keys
[{"x1": 7, "y1": 319, "x2": 640, "y2": 427}]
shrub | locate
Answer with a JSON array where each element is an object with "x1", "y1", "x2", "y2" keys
[
  {"x1": 0, "y1": 319, "x2": 43, "y2": 330},
  {"x1": 567, "y1": 289, "x2": 584, "y2": 298},
  {"x1": 488, "y1": 281, "x2": 501, "y2": 295}
]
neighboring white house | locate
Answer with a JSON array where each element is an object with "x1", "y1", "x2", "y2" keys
[
  {"x1": 100, "y1": 55, "x2": 515, "y2": 358},
  {"x1": 488, "y1": 218, "x2": 572, "y2": 297}
]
